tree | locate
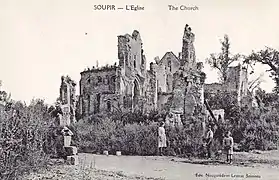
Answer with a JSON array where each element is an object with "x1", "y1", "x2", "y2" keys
[
  {"x1": 206, "y1": 35, "x2": 242, "y2": 83},
  {"x1": 248, "y1": 73, "x2": 264, "y2": 93},
  {"x1": 204, "y1": 90, "x2": 240, "y2": 121},
  {"x1": 255, "y1": 88, "x2": 279, "y2": 109},
  {"x1": 244, "y1": 47, "x2": 279, "y2": 93}
]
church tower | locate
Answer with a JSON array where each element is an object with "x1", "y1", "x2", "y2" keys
[{"x1": 181, "y1": 24, "x2": 196, "y2": 69}]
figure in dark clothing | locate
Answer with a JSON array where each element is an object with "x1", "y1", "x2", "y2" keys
[{"x1": 206, "y1": 125, "x2": 214, "y2": 159}]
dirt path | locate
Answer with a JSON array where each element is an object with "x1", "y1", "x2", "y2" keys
[
  {"x1": 79, "y1": 153, "x2": 279, "y2": 180},
  {"x1": 23, "y1": 152, "x2": 279, "y2": 180}
]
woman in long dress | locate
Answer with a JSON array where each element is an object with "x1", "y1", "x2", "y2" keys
[{"x1": 158, "y1": 121, "x2": 167, "y2": 156}]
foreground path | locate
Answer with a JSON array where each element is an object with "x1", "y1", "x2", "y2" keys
[{"x1": 79, "y1": 153, "x2": 279, "y2": 180}]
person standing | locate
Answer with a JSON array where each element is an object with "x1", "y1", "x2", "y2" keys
[
  {"x1": 223, "y1": 131, "x2": 234, "y2": 164},
  {"x1": 158, "y1": 121, "x2": 167, "y2": 156},
  {"x1": 206, "y1": 125, "x2": 214, "y2": 159}
]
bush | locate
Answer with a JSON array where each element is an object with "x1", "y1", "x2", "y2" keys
[
  {"x1": 75, "y1": 114, "x2": 205, "y2": 157},
  {"x1": 75, "y1": 118, "x2": 158, "y2": 155},
  {"x1": 0, "y1": 99, "x2": 56, "y2": 179},
  {"x1": 206, "y1": 89, "x2": 279, "y2": 152}
]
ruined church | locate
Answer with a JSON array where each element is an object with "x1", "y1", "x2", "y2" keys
[
  {"x1": 74, "y1": 24, "x2": 249, "y2": 125},
  {"x1": 77, "y1": 24, "x2": 206, "y2": 122}
]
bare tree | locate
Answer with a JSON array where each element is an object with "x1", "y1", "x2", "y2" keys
[
  {"x1": 206, "y1": 35, "x2": 242, "y2": 83},
  {"x1": 244, "y1": 47, "x2": 279, "y2": 93},
  {"x1": 248, "y1": 73, "x2": 264, "y2": 93}
]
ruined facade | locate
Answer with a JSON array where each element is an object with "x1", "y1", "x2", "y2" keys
[
  {"x1": 78, "y1": 25, "x2": 207, "y2": 123},
  {"x1": 78, "y1": 30, "x2": 157, "y2": 116}
]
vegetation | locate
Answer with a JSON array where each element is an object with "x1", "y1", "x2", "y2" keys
[
  {"x1": 205, "y1": 89, "x2": 279, "y2": 151},
  {"x1": 0, "y1": 99, "x2": 63, "y2": 180},
  {"x1": 1, "y1": 35, "x2": 279, "y2": 179},
  {"x1": 73, "y1": 112, "x2": 205, "y2": 157},
  {"x1": 206, "y1": 35, "x2": 242, "y2": 83},
  {"x1": 244, "y1": 47, "x2": 279, "y2": 93}
]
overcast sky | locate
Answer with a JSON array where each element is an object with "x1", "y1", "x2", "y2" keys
[{"x1": 0, "y1": 0, "x2": 278, "y2": 104}]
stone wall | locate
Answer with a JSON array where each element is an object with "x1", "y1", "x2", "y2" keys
[
  {"x1": 204, "y1": 64, "x2": 249, "y2": 106},
  {"x1": 171, "y1": 68, "x2": 205, "y2": 117},
  {"x1": 79, "y1": 66, "x2": 117, "y2": 116},
  {"x1": 157, "y1": 93, "x2": 172, "y2": 111},
  {"x1": 118, "y1": 30, "x2": 146, "y2": 79},
  {"x1": 143, "y1": 70, "x2": 157, "y2": 112}
]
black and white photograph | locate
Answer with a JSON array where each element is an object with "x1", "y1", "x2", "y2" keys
[{"x1": 0, "y1": 0, "x2": 279, "y2": 179}]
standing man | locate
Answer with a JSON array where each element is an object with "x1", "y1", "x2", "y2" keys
[
  {"x1": 158, "y1": 121, "x2": 167, "y2": 156},
  {"x1": 206, "y1": 125, "x2": 214, "y2": 159}
]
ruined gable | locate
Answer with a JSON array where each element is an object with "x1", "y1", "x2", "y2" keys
[{"x1": 157, "y1": 52, "x2": 181, "y2": 93}]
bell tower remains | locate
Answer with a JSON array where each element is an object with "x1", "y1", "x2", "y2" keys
[{"x1": 181, "y1": 24, "x2": 196, "y2": 69}]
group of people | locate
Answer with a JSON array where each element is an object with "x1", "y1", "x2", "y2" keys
[
  {"x1": 204, "y1": 125, "x2": 234, "y2": 164},
  {"x1": 157, "y1": 121, "x2": 234, "y2": 164}
]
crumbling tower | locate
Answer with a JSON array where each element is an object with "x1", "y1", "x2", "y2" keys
[
  {"x1": 169, "y1": 24, "x2": 206, "y2": 126},
  {"x1": 181, "y1": 24, "x2": 196, "y2": 69},
  {"x1": 117, "y1": 30, "x2": 146, "y2": 79},
  {"x1": 59, "y1": 75, "x2": 77, "y2": 126},
  {"x1": 117, "y1": 30, "x2": 147, "y2": 111}
]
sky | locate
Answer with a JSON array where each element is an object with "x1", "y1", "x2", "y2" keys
[{"x1": 0, "y1": 0, "x2": 278, "y2": 105}]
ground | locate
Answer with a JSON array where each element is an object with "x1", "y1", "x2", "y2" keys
[{"x1": 23, "y1": 151, "x2": 279, "y2": 180}]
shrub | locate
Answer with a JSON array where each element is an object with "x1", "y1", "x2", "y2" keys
[
  {"x1": 75, "y1": 114, "x2": 205, "y2": 157},
  {"x1": 0, "y1": 99, "x2": 56, "y2": 179}
]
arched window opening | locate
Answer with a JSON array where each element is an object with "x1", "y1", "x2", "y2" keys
[
  {"x1": 123, "y1": 96, "x2": 127, "y2": 108},
  {"x1": 87, "y1": 95, "x2": 90, "y2": 115},
  {"x1": 133, "y1": 80, "x2": 140, "y2": 109},
  {"x1": 96, "y1": 93, "x2": 101, "y2": 113}
]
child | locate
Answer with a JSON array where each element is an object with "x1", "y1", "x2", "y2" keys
[
  {"x1": 223, "y1": 131, "x2": 234, "y2": 164},
  {"x1": 202, "y1": 137, "x2": 208, "y2": 158}
]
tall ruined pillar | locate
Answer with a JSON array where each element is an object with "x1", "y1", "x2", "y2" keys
[
  {"x1": 167, "y1": 24, "x2": 206, "y2": 127},
  {"x1": 181, "y1": 24, "x2": 196, "y2": 69},
  {"x1": 59, "y1": 76, "x2": 77, "y2": 126},
  {"x1": 169, "y1": 24, "x2": 198, "y2": 125}
]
